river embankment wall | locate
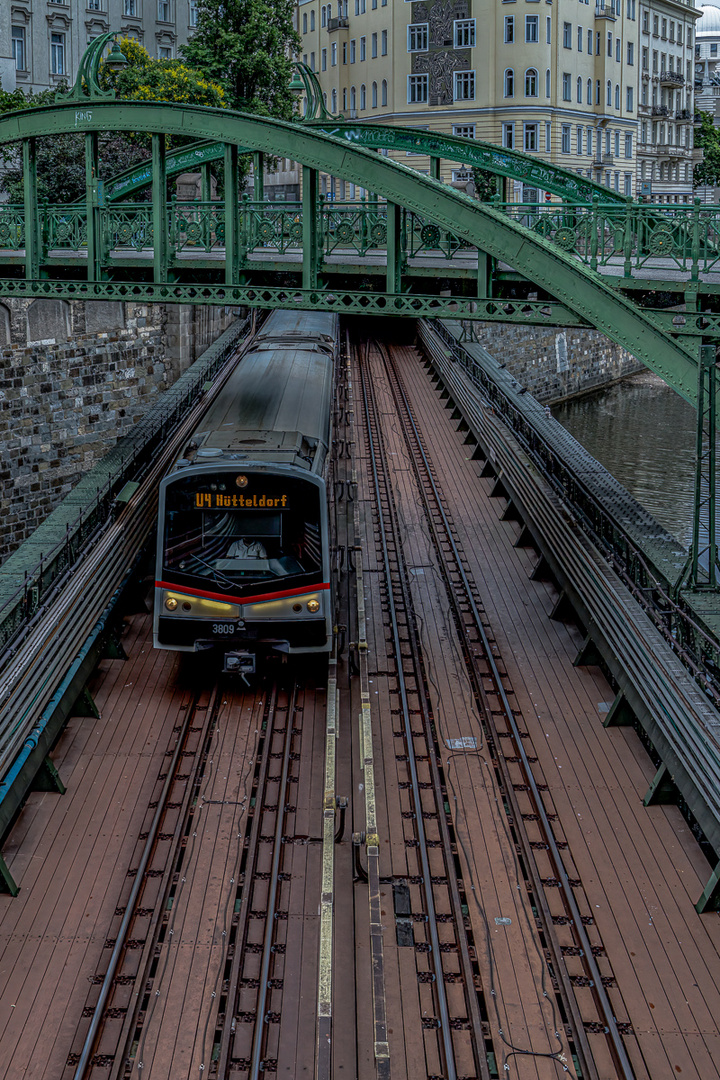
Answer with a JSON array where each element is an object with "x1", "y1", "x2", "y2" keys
[{"x1": 0, "y1": 298, "x2": 236, "y2": 559}]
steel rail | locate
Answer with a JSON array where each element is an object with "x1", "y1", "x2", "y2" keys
[
  {"x1": 358, "y1": 346, "x2": 459, "y2": 1080},
  {"x1": 0, "y1": 325, "x2": 257, "y2": 788},
  {"x1": 249, "y1": 684, "x2": 299, "y2": 1080},
  {"x1": 72, "y1": 684, "x2": 219, "y2": 1080},
  {"x1": 379, "y1": 340, "x2": 636, "y2": 1080}
]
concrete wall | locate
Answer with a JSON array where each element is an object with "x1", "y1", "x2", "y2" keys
[
  {"x1": 464, "y1": 321, "x2": 645, "y2": 404},
  {"x1": 0, "y1": 299, "x2": 236, "y2": 560}
]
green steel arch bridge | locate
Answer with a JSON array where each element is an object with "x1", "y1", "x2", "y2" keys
[{"x1": 0, "y1": 39, "x2": 718, "y2": 587}]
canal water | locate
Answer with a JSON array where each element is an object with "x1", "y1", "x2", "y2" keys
[{"x1": 553, "y1": 372, "x2": 697, "y2": 550}]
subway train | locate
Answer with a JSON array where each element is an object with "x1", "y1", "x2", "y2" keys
[{"x1": 153, "y1": 309, "x2": 338, "y2": 674}]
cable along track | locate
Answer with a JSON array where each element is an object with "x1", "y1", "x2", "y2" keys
[{"x1": 360, "y1": 338, "x2": 637, "y2": 1080}]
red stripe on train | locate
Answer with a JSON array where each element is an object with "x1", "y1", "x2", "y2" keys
[{"x1": 156, "y1": 580, "x2": 330, "y2": 606}]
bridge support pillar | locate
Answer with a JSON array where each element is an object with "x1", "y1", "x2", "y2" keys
[
  {"x1": 85, "y1": 132, "x2": 100, "y2": 282},
  {"x1": 429, "y1": 156, "x2": 440, "y2": 182},
  {"x1": 151, "y1": 133, "x2": 168, "y2": 284},
  {"x1": 224, "y1": 143, "x2": 240, "y2": 286},
  {"x1": 302, "y1": 165, "x2": 319, "y2": 290},
  {"x1": 386, "y1": 202, "x2": 402, "y2": 295},
  {"x1": 22, "y1": 138, "x2": 40, "y2": 282},
  {"x1": 253, "y1": 152, "x2": 264, "y2": 202}
]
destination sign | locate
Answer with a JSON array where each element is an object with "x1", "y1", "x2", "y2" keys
[{"x1": 195, "y1": 492, "x2": 289, "y2": 509}]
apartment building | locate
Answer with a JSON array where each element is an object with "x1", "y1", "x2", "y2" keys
[
  {"x1": 637, "y1": 0, "x2": 700, "y2": 201},
  {"x1": 4, "y1": 0, "x2": 198, "y2": 96},
  {"x1": 300, "y1": 0, "x2": 700, "y2": 201}
]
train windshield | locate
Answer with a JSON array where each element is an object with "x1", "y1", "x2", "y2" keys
[{"x1": 162, "y1": 473, "x2": 324, "y2": 597}]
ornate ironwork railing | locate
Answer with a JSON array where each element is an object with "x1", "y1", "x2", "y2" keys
[{"x1": 4, "y1": 197, "x2": 720, "y2": 280}]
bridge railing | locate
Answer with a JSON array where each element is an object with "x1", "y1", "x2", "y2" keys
[{"x1": 5, "y1": 197, "x2": 720, "y2": 279}]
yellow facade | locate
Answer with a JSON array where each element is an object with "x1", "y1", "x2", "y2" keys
[{"x1": 299, "y1": 0, "x2": 698, "y2": 200}]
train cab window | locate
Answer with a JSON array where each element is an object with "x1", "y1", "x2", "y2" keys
[{"x1": 162, "y1": 473, "x2": 324, "y2": 597}]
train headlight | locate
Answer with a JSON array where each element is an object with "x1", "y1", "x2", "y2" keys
[
  {"x1": 165, "y1": 597, "x2": 178, "y2": 611},
  {"x1": 307, "y1": 599, "x2": 320, "y2": 614},
  {"x1": 236, "y1": 475, "x2": 249, "y2": 488}
]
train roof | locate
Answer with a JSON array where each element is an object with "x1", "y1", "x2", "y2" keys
[
  {"x1": 253, "y1": 310, "x2": 338, "y2": 351},
  {"x1": 186, "y1": 343, "x2": 334, "y2": 473}
]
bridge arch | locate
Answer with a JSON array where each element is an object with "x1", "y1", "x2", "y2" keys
[{"x1": 0, "y1": 100, "x2": 697, "y2": 405}]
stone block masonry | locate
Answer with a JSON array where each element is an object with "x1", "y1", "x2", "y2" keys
[
  {"x1": 0, "y1": 299, "x2": 235, "y2": 560},
  {"x1": 466, "y1": 322, "x2": 645, "y2": 404}
]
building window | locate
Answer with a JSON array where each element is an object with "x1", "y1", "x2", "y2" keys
[
  {"x1": 661, "y1": 17, "x2": 667, "y2": 38},
  {"x1": 453, "y1": 124, "x2": 476, "y2": 138},
  {"x1": 587, "y1": 28, "x2": 593, "y2": 54},
  {"x1": 342, "y1": 41, "x2": 347, "y2": 63},
  {"x1": 642, "y1": 46, "x2": 648, "y2": 70},
  {"x1": 11, "y1": 26, "x2": 26, "y2": 70},
  {"x1": 158, "y1": 45, "x2": 172, "y2": 58},
  {"x1": 311, "y1": 9, "x2": 315, "y2": 29},
  {"x1": 577, "y1": 75, "x2": 582, "y2": 102},
  {"x1": 504, "y1": 68, "x2": 514, "y2": 97},
  {"x1": 545, "y1": 121, "x2": 551, "y2": 152},
  {"x1": 87, "y1": 0, "x2": 101, "y2": 9},
  {"x1": 642, "y1": 9, "x2": 649, "y2": 32},
  {"x1": 350, "y1": 39, "x2": 356, "y2": 63},
  {"x1": 626, "y1": 85, "x2": 633, "y2": 110},
  {"x1": 372, "y1": 81, "x2": 377, "y2": 106},
  {"x1": 596, "y1": 31, "x2": 600, "y2": 55},
  {"x1": 331, "y1": 42, "x2": 337, "y2": 65},
  {"x1": 502, "y1": 122, "x2": 514, "y2": 149},
  {"x1": 607, "y1": 79, "x2": 612, "y2": 105},
  {"x1": 596, "y1": 79, "x2": 600, "y2": 104},
  {"x1": 408, "y1": 24, "x2": 428, "y2": 52},
  {"x1": 625, "y1": 133, "x2": 633, "y2": 157},
  {"x1": 50, "y1": 32, "x2": 66, "y2": 74},
  {"x1": 381, "y1": 30, "x2": 387, "y2": 55},
  {"x1": 372, "y1": 32, "x2": 377, "y2": 57},
  {"x1": 563, "y1": 22, "x2": 571, "y2": 48},
  {"x1": 189, "y1": 0, "x2": 198, "y2": 25},
  {"x1": 577, "y1": 26, "x2": 582, "y2": 51},
  {"x1": 562, "y1": 72, "x2": 571, "y2": 100},
  {"x1": 615, "y1": 83, "x2": 620, "y2": 108},
  {"x1": 322, "y1": 48, "x2": 327, "y2": 70},
  {"x1": 587, "y1": 127, "x2": 593, "y2": 155},
  {"x1": 331, "y1": 88, "x2": 337, "y2": 110},
  {"x1": 381, "y1": 78, "x2": 387, "y2": 105},
  {"x1": 408, "y1": 74, "x2": 428, "y2": 103},
  {"x1": 561, "y1": 124, "x2": 570, "y2": 153},
  {"x1": 157, "y1": 0, "x2": 170, "y2": 20},
  {"x1": 607, "y1": 32, "x2": 612, "y2": 57},
  {"x1": 454, "y1": 70, "x2": 475, "y2": 100},
  {"x1": 577, "y1": 125, "x2": 583, "y2": 154},
  {"x1": 525, "y1": 68, "x2": 538, "y2": 96},
  {"x1": 350, "y1": 86, "x2": 356, "y2": 110},
  {"x1": 302, "y1": 11, "x2": 307, "y2": 33},
  {"x1": 524, "y1": 123, "x2": 538, "y2": 151},
  {"x1": 653, "y1": 14, "x2": 659, "y2": 35},
  {"x1": 124, "y1": 0, "x2": 138, "y2": 14},
  {"x1": 615, "y1": 131, "x2": 620, "y2": 155},
  {"x1": 360, "y1": 36, "x2": 366, "y2": 60},
  {"x1": 322, "y1": 6, "x2": 327, "y2": 27},
  {"x1": 525, "y1": 16, "x2": 539, "y2": 42},
  {"x1": 627, "y1": 41, "x2": 634, "y2": 65},
  {"x1": 454, "y1": 19, "x2": 476, "y2": 47},
  {"x1": 360, "y1": 84, "x2": 366, "y2": 108},
  {"x1": 587, "y1": 77, "x2": 592, "y2": 102},
  {"x1": 504, "y1": 16, "x2": 514, "y2": 43},
  {"x1": 310, "y1": 51, "x2": 315, "y2": 70},
  {"x1": 616, "y1": 38, "x2": 620, "y2": 62},
  {"x1": 546, "y1": 68, "x2": 550, "y2": 97}
]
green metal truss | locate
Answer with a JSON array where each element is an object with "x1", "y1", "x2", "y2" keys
[
  {"x1": 0, "y1": 100, "x2": 699, "y2": 404},
  {"x1": 103, "y1": 126, "x2": 625, "y2": 205}
]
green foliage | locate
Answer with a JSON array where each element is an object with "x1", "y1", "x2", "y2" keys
[
  {"x1": 181, "y1": 0, "x2": 300, "y2": 118},
  {"x1": 0, "y1": 86, "x2": 59, "y2": 114},
  {"x1": 101, "y1": 37, "x2": 226, "y2": 109},
  {"x1": 693, "y1": 111, "x2": 720, "y2": 188},
  {"x1": 471, "y1": 167, "x2": 500, "y2": 201}
]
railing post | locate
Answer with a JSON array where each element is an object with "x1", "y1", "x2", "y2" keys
[
  {"x1": 201, "y1": 161, "x2": 212, "y2": 204},
  {"x1": 691, "y1": 197, "x2": 701, "y2": 283},
  {"x1": 429, "y1": 156, "x2": 441, "y2": 181},
  {"x1": 623, "y1": 196, "x2": 633, "y2": 279},
  {"x1": 151, "y1": 133, "x2": 168, "y2": 284},
  {"x1": 386, "y1": 201, "x2": 402, "y2": 295},
  {"x1": 85, "y1": 132, "x2": 100, "y2": 281},
  {"x1": 253, "y1": 151, "x2": 265, "y2": 203},
  {"x1": 590, "y1": 195, "x2": 599, "y2": 273},
  {"x1": 224, "y1": 142, "x2": 239, "y2": 286},
  {"x1": 302, "y1": 164, "x2": 319, "y2": 291},
  {"x1": 22, "y1": 138, "x2": 39, "y2": 281}
]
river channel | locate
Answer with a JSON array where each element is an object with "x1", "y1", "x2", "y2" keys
[{"x1": 553, "y1": 372, "x2": 697, "y2": 550}]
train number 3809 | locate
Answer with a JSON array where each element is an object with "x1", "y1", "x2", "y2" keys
[{"x1": 212, "y1": 623, "x2": 236, "y2": 635}]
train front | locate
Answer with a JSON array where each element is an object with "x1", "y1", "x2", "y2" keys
[{"x1": 154, "y1": 465, "x2": 331, "y2": 672}]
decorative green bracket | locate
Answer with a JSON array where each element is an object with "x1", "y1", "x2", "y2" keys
[{"x1": 54, "y1": 31, "x2": 127, "y2": 104}]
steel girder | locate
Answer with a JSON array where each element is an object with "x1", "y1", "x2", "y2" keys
[
  {"x1": 0, "y1": 100, "x2": 699, "y2": 406},
  {"x1": 103, "y1": 124, "x2": 624, "y2": 205}
]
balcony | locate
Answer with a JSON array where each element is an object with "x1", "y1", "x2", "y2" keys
[
  {"x1": 327, "y1": 15, "x2": 349, "y2": 30},
  {"x1": 660, "y1": 69, "x2": 685, "y2": 87},
  {"x1": 592, "y1": 154, "x2": 615, "y2": 166},
  {"x1": 676, "y1": 108, "x2": 693, "y2": 120},
  {"x1": 594, "y1": 3, "x2": 617, "y2": 18},
  {"x1": 651, "y1": 104, "x2": 669, "y2": 116}
]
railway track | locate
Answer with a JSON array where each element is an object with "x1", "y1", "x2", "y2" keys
[{"x1": 356, "y1": 337, "x2": 637, "y2": 1080}]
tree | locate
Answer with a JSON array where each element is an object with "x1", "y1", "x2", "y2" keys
[
  {"x1": 693, "y1": 111, "x2": 720, "y2": 188},
  {"x1": 181, "y1": 0, "x2": 300, "y2": 118},
  {"x1": 101, "y1": 37, "x2": 226, "y2": 114}
]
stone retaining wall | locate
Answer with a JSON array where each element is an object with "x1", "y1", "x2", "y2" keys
[
  {"x1": 0, "y1": 299, "x2": 236, "y2": 559},
  {"x1": 465, "y1": 322, "x2": 645, "y2": 403}
]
